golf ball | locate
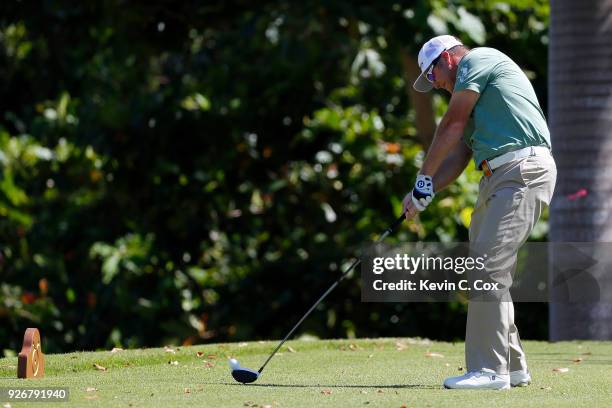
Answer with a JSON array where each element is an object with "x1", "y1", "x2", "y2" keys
[{"x1": 229, "y1": 358, "x2": 240, "y2": 370}]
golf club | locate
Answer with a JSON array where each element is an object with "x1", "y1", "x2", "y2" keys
[{"x1": 229, "y1": 212, "x2": 407, "y2": 384}]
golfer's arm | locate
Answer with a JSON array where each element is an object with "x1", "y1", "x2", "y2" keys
[
  {"x1": 420, "y1": 90, "x2": 479, "y2": 177},
  {"x1": 432, "y1": 141, "x2": 472, "y2": 193}
]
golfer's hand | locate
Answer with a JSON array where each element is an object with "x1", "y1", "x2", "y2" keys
[
  {"x1": 411, "y1": 174, "x2": 435, "y2": 211},
  {"x1": 402, "y1": 193, "x2": 419, "y2": 221}
]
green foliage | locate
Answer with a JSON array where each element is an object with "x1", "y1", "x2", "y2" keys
[{"x1": 0, "y1": 0, "x2": 549, "y2": 353}]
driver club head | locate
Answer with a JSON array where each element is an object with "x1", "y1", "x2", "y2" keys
[{"x1": 229, "y1": 358, "x2": 260, "y2": 384}]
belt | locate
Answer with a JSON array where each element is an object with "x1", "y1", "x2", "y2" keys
[{"x1": 479, "y1": 146, "x2": 550, "y2": 177}]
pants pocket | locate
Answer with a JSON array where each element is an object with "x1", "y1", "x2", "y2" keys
[{"x1": 519, "y1": 156, "x2": 557, "y2": 205}]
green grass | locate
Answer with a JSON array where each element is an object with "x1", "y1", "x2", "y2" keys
[{"x1": 1, "y1": 338, "x2": 611, "y2": 407}]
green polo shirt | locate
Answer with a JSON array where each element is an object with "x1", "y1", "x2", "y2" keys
[{"x1": 455, "y1": 47, "x2": 550, "y2": 165}]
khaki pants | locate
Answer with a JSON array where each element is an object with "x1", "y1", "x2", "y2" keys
[{"x1": 466, "y1": 150, "x2": 557, "y2": 374}]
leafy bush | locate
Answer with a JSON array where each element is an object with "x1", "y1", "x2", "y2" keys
[{"x1": 0, "y1": 0, "x2": 549, "y2": 353}]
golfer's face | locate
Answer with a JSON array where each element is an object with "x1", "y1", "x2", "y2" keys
[
  {"x1": 432, "y1": 66, "x2": 452, "y2": 94},
  {"x1": 429, "y1": 53, "x2": 453, "y2": 94}
]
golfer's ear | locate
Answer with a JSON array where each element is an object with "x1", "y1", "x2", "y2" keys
[
  {"x1": 446, "y1": 89, "x2": 479, "y2": 125},
  {"x1": 441, "y1": 50, "x2": 453, "y2": 65}
]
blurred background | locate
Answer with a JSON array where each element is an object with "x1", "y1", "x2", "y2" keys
[{"x1": 1, "y1": 0, "x2": 610, "y2": 355}]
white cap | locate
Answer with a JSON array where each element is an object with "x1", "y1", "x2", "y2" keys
[{"x1": 413, "y1": 35, "x2": 463, "y2": 92}]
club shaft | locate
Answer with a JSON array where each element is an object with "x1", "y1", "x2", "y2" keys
[
  {"x1": 258, "y1": 257, "x2": 360, "y2": 373},
  {"x1": 257, "y1": 213, "x2": 406, "y2": 374}
]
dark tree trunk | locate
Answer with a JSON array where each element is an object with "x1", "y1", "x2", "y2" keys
[
  {"x1": 548, "y1": 0, "x2": 612, "y2": 340},
  {"x1": 401, "y1": 51, "x2": 436, "y2": 149}
]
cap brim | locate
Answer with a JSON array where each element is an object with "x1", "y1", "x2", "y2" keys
[{"x1": 413, "y1": 71, "x2": 433, "y2": 92}]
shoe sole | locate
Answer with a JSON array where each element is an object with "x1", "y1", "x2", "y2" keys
[
  {"x1": 444, "y1": 384, "x2": 510, "y2": 390},
  {"x1": 511, "y1": 381, "x2": 531, "y2": 388}
]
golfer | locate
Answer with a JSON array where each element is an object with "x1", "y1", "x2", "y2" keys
[{"x1": 402, "y1": 35, "x2": 556, "y2": 389}]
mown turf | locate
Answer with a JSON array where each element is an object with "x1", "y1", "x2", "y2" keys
[{"x1": 0, "y1": 338, "x2": 611, "y2": 407}]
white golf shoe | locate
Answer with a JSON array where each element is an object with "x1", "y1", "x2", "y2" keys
[
  {"x1": 443, "y1": 370, "x2": 510, "y2": 390},
  {"x1": 510, "y1": 370, "x2": 531, "y2": 387}
]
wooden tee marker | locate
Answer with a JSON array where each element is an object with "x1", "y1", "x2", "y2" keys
[{"x1": 17, "y1": 328, "x2": 45, "y2": 378}]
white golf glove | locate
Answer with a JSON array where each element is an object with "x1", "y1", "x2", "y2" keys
[{"x1": 411, "y1": 174, "x2": 435, "y2": 211}]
